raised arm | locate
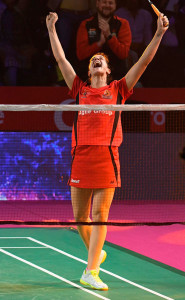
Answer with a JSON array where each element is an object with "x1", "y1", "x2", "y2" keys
[
  {"x1": 46, "y1": 12, "x2": 76, "y2": 90},
  {"x1": 125, "y1": 14, "x2": 169, "y2": 91}
]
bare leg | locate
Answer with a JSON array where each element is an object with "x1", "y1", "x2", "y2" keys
[
  {"x1": 71, "y1": 186, "x2": 93, "y2": 250},
  {"x1": 87, "y1": 188, "x2": 115, "y2": 270}
]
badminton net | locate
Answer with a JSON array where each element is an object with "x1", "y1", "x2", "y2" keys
[{"x1": 0, "y1": 104, "x2": 185, "y2": 226}]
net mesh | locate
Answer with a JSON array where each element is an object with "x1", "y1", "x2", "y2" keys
[{"x1": 0, "y1": 104, "x2": 185, "y2": 226}]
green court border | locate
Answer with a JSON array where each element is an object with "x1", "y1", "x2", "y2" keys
[{"x1": 69, "y1": 227, "x2": 185, "y2": 277}]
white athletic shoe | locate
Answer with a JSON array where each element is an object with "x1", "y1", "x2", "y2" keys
[{"x1": 80, "y1": 269, "x2": 108, "y2": 290}]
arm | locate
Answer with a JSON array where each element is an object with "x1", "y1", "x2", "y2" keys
[
  {"x1": 46, "y1": 12, "x2": 76, "y2": 90},
  {"x1": 125, "y1": 14, "x2": 169, "y2": 91}
]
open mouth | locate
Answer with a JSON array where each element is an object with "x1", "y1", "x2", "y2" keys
[{"x1": 93, "y1": 61, "x2": 102, "y2": 68}]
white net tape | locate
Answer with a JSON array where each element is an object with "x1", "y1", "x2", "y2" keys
[{"x1": 0, "y1": 104, "x2": 185, "y2": 111}]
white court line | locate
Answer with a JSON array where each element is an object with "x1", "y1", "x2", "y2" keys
[
  {"x1": 0, "y1": 238, "x2": 47, "y2": 249},
  {"x1": 0, "y1": 247, "x2": 47, "y2": 249},
  {"x1": 0, "y1": 248, "x2": 110, "y2": 300},
  {"x1": 0, "y1": 237, "x2": 29, "y2": 239},
  {"x1": 29, "y1": 237, "x2": 174, "y2": 300}
]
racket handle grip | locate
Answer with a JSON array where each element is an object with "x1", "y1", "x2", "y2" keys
[{"x1": 151, "y1": 3, "x2": 160, "y2": 16}]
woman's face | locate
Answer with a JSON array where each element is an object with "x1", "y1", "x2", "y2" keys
[{"x1": 88, "y1": 54, "x2": 110, "y2": 78}]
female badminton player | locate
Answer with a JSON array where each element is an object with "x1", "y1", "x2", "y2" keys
[{"x1": 46, "y1": 12, "x2": 169, "y2": 291}]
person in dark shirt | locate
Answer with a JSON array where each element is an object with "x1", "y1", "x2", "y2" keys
[{"x1": 0, "y1": 0, "x2": 36, "y2": 85}]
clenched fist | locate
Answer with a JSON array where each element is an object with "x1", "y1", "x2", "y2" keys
[
  {"x1": 156, "y1": 13, "x2": 169, "y2": 36},
  {"x1": 46, "y1": 12, "x2": 58, "y2": 32}
]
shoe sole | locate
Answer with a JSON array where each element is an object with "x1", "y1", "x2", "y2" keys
[{"x1": 80, "y1": 279, "x2": 108, "y2": 291}]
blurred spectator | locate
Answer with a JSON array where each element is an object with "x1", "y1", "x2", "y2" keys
[
  {"x1": 24, "y1": 0, "x2": 58, "y2": 86},
  {"x1": 47, "y1": 0, "x2": 95, "y2": 85},
  {"x1": 0, "y1": 0, "x2": 6, "y2": 20},
  {"x1": 116, "y1": 0, "x2": 153, "y2": 73},
  {"x1": 143, "y1": 0, "x2": 185, "y2": 87},
  {"x1": 0, "y1": 0, "x2": 6, "y2": 84},
  {"x1": 161, "y1": 0, "x2": 179, "y2": 12},
  {"x1": 76, "y1": 0, "x2": 132, "y2": 81},
  {"x1": 0, "y1": 0, "x2": 37, "y2": 86}
]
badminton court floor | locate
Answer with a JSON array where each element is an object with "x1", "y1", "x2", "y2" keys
[{"x1": 0, "y1": 227, "x2": 185, "y2": 300}]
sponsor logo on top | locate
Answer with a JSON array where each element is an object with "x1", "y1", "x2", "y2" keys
[{"x1": 102, "y1": 90, "x2": 112, "y2": 99}]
